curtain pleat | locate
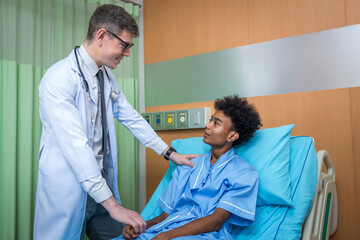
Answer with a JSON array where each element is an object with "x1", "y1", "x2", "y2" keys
[
  {"x1": 16, "y1": 64, "x2": 35, "y2": 240},
  {"x1": 0, "y1": 60, "x2": 18, "y2": 240},
  {"x1": 0, "y1": 0, "x2": 140, "y2": 238}
]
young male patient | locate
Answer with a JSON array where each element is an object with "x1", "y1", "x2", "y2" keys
[{"x1": 123, "y1": 95, "x2": 262, "y2": 240}]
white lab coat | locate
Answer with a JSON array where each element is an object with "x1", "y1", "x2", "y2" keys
[{"x1": 33, "y1": 49, "x2": 158, "y2": 239}]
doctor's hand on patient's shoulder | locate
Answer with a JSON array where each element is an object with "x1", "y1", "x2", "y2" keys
[
  {"x1": 169, "y1": 152, "x2": 200, "y2": 167},
  {"x1": 101, "y1": 196, "x2": 146, "y2": 235},
  {"x1": 123, "y1": 224, "x2": 140, "y2": 239}
]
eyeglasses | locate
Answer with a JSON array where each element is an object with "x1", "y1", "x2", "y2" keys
[{"x1": 106, "y1": 29, "x2": 134, "y2": 52}]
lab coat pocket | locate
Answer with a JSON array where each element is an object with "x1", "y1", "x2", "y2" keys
[{"x1": 42, "y1": 146, "x2": 82, "y2": 193}]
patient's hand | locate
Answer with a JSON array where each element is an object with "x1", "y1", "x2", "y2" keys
[{"x1": 123, "y1": 224, "x2": 139, "y2": 239}]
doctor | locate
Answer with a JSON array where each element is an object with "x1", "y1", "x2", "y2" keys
[{"x1": 34, "y1": 4, "x2": 198, "y2": 240}]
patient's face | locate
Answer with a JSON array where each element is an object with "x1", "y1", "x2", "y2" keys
[{"x1": 203, "y1": 110, "x2": 234, "y2": 147}]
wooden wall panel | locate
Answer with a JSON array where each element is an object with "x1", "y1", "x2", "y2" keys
[
  {"x1": 143, "y1": 0, "x2": 178, "y2": 65},
  {"x1": 346, "y1": 0, "x2": 360, "y2": 25},
  {"x1": 144, "y1": 0, "x2": 249, "y2": 64},
  {"x1": 248, "y1": 0, "x2": 346, "y2": 44},
  {"x1": 143, "y1": 0, "x2": 353, "y2": 64},
  {"x1": 350, "y1": 87, "x2": 360, "y2": 237},
  {"x1": 145, "y1": 88, "x2": 359, "y2": 239}
]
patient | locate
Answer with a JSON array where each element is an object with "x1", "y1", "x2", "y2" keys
[{"x1": 123, "y1": 95, "x2": 262, "y2": 240}]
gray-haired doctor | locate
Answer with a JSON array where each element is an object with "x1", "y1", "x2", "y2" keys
[{"x1": 33, "y1": 4, "x2": 198, "y2": 240}]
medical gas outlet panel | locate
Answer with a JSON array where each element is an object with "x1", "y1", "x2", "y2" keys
[{"x1": 141, "y1": 107, "x2": 211, "y2": 130}]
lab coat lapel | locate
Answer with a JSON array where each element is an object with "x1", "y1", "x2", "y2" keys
[
  {"x1": 87, "y1": 82, "x2": 96, "y2": 106},
  {"x1": 69, "y1": 49, "x2": 97, "y2": 107}
]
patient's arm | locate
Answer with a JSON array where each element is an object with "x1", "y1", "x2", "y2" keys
[
  {"x1": 153, "y1": 208, "x2": 231, "y2": 240},
  {"x1": 123, "y1": 211, "x2": 169, "y2": 239},
  {"x1": 146, "y1": 211, "x2": 170, "y2": 229}
]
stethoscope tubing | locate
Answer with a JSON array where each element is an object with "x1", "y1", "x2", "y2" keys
[{"x1": 74, "y1": 46, "x2": 110, "y2": 95}]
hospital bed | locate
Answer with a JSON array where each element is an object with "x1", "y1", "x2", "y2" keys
[{"x1": 140, "y1": 126, "x2": 338, "y2": 240}]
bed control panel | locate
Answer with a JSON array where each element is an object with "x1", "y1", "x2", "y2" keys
[{"x1": 141, "y1": 107, "x2": 211, "y2": 130}]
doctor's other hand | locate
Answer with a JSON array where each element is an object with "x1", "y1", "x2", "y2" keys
[
  {"x1": 169, "y1": 152, "x2": 200, "y2": 167},
  {"x1": 101, "y1": 196, "x2": 146, "y2": 234},
  {"x1": 123, "y1": 224, "x2": 140, "y2": 239}
]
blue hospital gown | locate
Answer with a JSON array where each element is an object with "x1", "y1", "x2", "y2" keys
[{"x1": 138, "y1": 148, "x2": 259, "y2": 240}]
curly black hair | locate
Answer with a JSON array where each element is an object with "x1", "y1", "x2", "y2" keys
[{"x1": 214, "y1": 95, "x2": 262, "y2": 146}]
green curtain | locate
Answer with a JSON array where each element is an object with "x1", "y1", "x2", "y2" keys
[{"x1": 0, "y1": 0, "x2": 140, "y2": 239}]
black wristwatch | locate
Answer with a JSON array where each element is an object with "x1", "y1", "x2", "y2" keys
[{"x1": 164, "y1": 147, "x2": 177, "y2": 160}]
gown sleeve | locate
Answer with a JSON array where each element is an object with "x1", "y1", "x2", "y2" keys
[{"x1": 217, "y1": 170, "x2": 259, "y2": 226}]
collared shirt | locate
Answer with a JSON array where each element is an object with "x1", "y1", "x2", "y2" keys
[
  {"x1": 78, "y1": 45, "x2": 105, "y2": 168},
  {"x1": 78, "y1": 45, "x2": 112, "y2": 203}
]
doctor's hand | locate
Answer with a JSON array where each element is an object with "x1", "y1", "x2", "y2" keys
[
  {"x1": 123, "y1": 224, "x2": 140, "y2": 239},
  {"x1": 169, "y1": 152, "x2": 200, "y2": 167},
  {"x1": 101, "y1": 196, "x2": 146, "y2": 234}
]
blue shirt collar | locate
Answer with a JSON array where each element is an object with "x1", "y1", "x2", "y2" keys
[{"x1": 79, "y1": 44, "x2": 101, "y2": 77}]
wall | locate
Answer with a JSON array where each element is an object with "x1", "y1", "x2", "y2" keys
[
  {"x1": 144, "y1": 24, "x2": 360, "y2": 107},
  {"x1": 143, "y1": 0, "x2": 360, "y2": 239},
  {"x1": 144, "y1": 0, "x2": 360, "y2": 65}
]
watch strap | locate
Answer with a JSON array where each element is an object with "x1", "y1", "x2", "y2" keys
[{"x1": 164, "y1": 147, "x2": 176, "y2": 160}]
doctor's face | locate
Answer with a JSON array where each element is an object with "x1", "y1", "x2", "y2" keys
[
  {"x1": 203, "y1": 110, "x2": 236, "y2": 148},
  {"x1": 98, "y1": 29, "x2": 133, "y2": 69}
]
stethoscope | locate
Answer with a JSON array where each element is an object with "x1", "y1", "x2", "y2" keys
[
  {"x1": 74, "y1": 46, "x2": 119, "y2": 120},
  {"x1": 74, "y1": 46, "x2": 119, "y2": 99}
]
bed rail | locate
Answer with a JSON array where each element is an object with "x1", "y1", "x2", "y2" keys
[{"x1": 302, "y1": 150, "x2": 337, "y2": 240}]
